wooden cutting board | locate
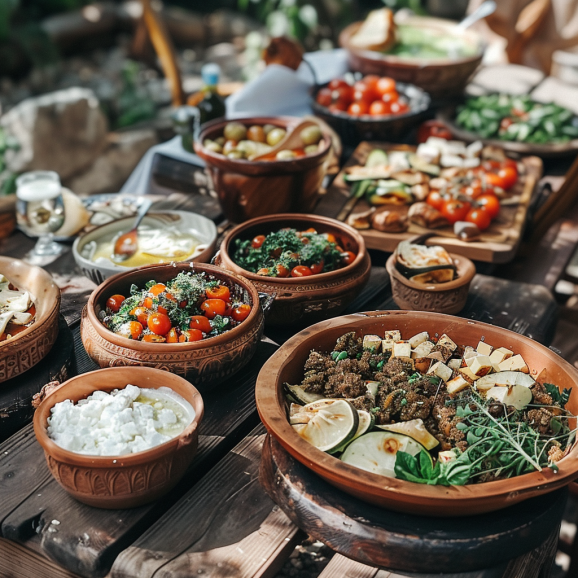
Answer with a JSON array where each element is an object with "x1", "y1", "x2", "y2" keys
[{"x1": 330, "y1": 142, "x2": 543, "y2": 263}]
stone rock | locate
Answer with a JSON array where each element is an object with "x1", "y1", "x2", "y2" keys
[
  {"x1": 65, "y1": 128, "x2": 157, "y2": 195},
  {"x1": 1, "y1": 87, "x2": 108, "y2": 180}
]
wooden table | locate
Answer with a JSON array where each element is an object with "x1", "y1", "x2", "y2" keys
[{"x1": 0, "y1": 194, "x2": 564, "y2": 578}]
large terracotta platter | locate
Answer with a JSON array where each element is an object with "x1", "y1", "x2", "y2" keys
[{"x1": 255, "y1": 310, "x2": 578, "y2": 516}]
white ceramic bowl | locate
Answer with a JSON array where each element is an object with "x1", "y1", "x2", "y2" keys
[{"x1": 73, "y1": 211, "x2": 218, "y2": 284}]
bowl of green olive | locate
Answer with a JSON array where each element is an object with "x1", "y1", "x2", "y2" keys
[{"x1": 194, "y1": 117, "x2": 333, "y2": 223}]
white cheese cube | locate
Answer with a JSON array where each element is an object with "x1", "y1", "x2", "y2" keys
[
  {"x1": 413, "y1": 341, "x2": 435, "y2": 358},
  {"x1": 363, "y1": 334, "x2": 382, "y2": 352},
  {"x1": 489, "y1": 347, "x2": 513, "y2": 365},
  {"x1": 416, "y1": 144, "x2": 440, "y2": 164},
  {"x1": 427, "y1": 361, "x2": 452, "y2": 382},
  {"x1": 384, "y1": 330, "x2": 401, "y2": 341},
  {"x1": 476, "y1": 341, "x2": 493, "y2": 356},
  {"x1": 470, "y1": 355, "x2": 493, "y2": 377},
  {"x1": 446, "y1": 375, "x2": 470, "y2": 395},
  {"x1": 409, "y1": 331, "x2": 429, "y2": 348},
  {"x1": 393, "y1": 342, "x2": 412, "y2": 359},
  {"x1": 498, "y1": 354, "x2": 528, "y2": 373},
  {"x1": 447, "y1": 358, "x2": 462, "y2": 370},
  {"x1": 466, "y1": 140, "x2": 483, "y2": 158},
  {"x1": 441, "y1": 154, "x2": 464, "y2": 168},
  {"x1": 382, "y1": 340, "x2": 395, "y2": 351},
  {"x1": 462, "y1": 157, "x2": 481, "y2": 168},
  {"x1": 438, "y1": 334, "x2": 457, "y2": 352}
]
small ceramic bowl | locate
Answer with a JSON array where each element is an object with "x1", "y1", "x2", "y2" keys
[
  {"x1": 311, "y1": 82, "x2": 430, "y2": 146},
  {"x1": 194, "y1": 117, "x2": 333, "y2": 223},
  {"x1": 0, "y1": 256, "x2": 61, "y2": 383},
  {"x1": 386, "y1": 251, "x2": 475, "y2": 314},
  {"x1": 72, "y1": 211, "x2": 218, "y2": 285},
  {"x1": 339, "y1": 15, "x2": 484, "y2": 98},
  {"x1": 80, "y1": 262, "x2": 264, "y2": 387},
  {"x1": 33, "y1": 366, "x2": 204, "y2": 509},
  {"x1": 215, "y1": 213, "x2": 371, "y2": 326}
]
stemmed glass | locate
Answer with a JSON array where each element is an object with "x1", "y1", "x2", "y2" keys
[{"x1": 15, "y1": 171, "x2": 66, "y2": 262}]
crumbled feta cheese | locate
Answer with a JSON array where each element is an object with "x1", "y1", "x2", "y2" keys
[{"x1": 47, "y1": 385, "x2": 195, "y2": 456}]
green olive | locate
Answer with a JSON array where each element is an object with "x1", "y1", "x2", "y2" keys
[
  {"x1": 204, "y1": 141, "x2": 223, "y2": 154},
  {"x1": 300, "y1": 126, "x2": 322, "y2": 146},
  {"x1": 227, "y1": 150, "x2": 245, "y2": 160},
  {"x1": 263, "y1": 124, "x2": 276, "y2": 135},
  {"x1": 214, "y1": 136, "x2": 226, "y2": 146},
  {"x1": 276, "y1": 149, "x2": 296, "y2": 160},
  {"x1": 267, "y1": 128, "x2": 287, "y2": 146},
  {"x1": 223, "y1": 140, "x2": 238, "y2": 155},
  {"x1": 224, "y1": 122, "x2": 247, "y2": 142},
  {"x1": 304, "y1": 144, "x2": 319, "y2": 155}
]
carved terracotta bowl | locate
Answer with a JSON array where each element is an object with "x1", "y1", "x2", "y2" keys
[
  {"x1": 80, "y1": 262, "x2": 264, "y2": 388},
  {"x1": 339, "y1": 16, "x2": 484, "y2": 98},
  {"x1": 215, "y1": 214, "x2": 372, "y2": 326},
  {"x1": 386, "y1": 251, "x2": 476, "y2": 314},
  {"x1": 194, "y1": 117, "x2": 332, "y2": 223},
  {"x1": 33, "y1": 366, "x2": 204, "y2": 508},
  {"x1": 0, "y1": 256, "x2": 61, "y2": 383},
  {"x1": 255, "y1": 310, "x2": 578, "y2": 516}
]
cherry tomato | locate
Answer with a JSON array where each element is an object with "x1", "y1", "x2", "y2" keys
[
  {"x1": 147, "y1": 312, "x2": 172, "y2": 336},
  {"x1": 466, "y1": 207, "x2": 492, "y2": 231},
  {"x1": 310, "y1": 260, "x2": 324, "y2": 275},
  {"x1": 369, "y1": 100, "x2": 390, "y2": 116},
  {"x1": 325, "y1": 233, "x2": 337, "y2": 244},
  {"x1": 485, "y1": 172, "x2": 504, "y2": 189},
  {"x1": 187, "y1": 329, "x2": 204, "y2": 342},
  {"x1": 341, "y1": 251, "x2": 357, "y2": 266},
  {"x1": 232, "y1": 304, "x2": 251, "y2": 322},
  {"x1": 462, "y1": 181, "x2": 483, "y2": 199},
  {"x1": 426, "y1": 190, "x2": 446, "y2": 211},
  {"x1": 291, "y1": 265, "x2": 313, "y2": 277},
  {"x1": 257, "y1": 268, "x2": 270, "y2": 276},
  {"x1": 332, "y1": 85, "x2": 354, "y2": 105},
  {"x1": 206, "y1": 285, "x2": 230, "y2": 301},
  {"x1": 502, "y1": 158, "x2": 518, "y2": 171},
  {"x1": 353, "y1": 80, "x2": 376, "y2": 103},
  {"x1": 128, "y1": 321, "x2": 143, "y2": 340},
  {"x1": 131, "y1": 306, "x2": 149, "y2": 326},
  {"x1": 149, "y1": 283, "x2": 166, "y2": 296},
  {"x1": 143, "y1": 297, "x2": 153, "y2": 309},
  {"x1": 201, "y1": 298, "x2": 227, "y2": 319},
  {"x1": 316, "y1": 87, "x2": 333, "y2": 107},
  {"x1": 497, "y1": 166, "x2": 517, "y2": 190},
  {"x1": 348, "y1": 101, "x2": 369, "y2": 116},
  {"x1": 390, "y1": 101, "x2": 410, "y2": 115},
  {"x1": 328, "y1": 78, "x2": 349, "y2": 91},
  {"x1": 476, "y1": 194, "x2": 500, "y2": 218},
  {"x1": 142, "y1": 334, "x2": 165, "y2": 343},
  {"x1": 362, "y1": 74, "x2": 380, "y2": 93},
  {"x1": 441, "y1": 200, "x2": 471, "y2": 224},
  {"x1": 276, "y1": 264, "x2": 290, "y2": 278},
  {"x1": 157, "y1": 305, "x2": 169, "y2": 315},
  {"x1": 328, "y1": 102, "x2": 347, "y2": 113},
  {"x1": 381, "y1": 90, "x2": 399, "y2": 103},
  {"x1": 417, "y1": 120, "x2": 453, "y2": 144},
  {"x1": 375, "y1": 76, "x2": 396, "y2": 96},
  {"x1": 304, "y1": 228, "x2": 317, "y2": 233},
  {"x1": 500, "y1": 117, "x2": 513, "y2": 131},
  {"x1": 167, "y1": 327, "x2": 179, "y2": 343},
  {"x1": 106, "y1": 294, "x2": 125, "y2": 313},
  {"x1": 189, "y1": 315, "x2": 212, "y2": 333},
  {"x1": 251, "y1": 235, "x2": 266, "y2": 249}
]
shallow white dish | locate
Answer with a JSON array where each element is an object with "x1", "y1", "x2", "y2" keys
[{"x1": 72, "y1": 211, "x2": 218, "y2": 284}]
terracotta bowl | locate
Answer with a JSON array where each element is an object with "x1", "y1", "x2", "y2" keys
[
  {"x1": 215, "y1": 214, "x2": 371, "y2": 326},
  {"x1": 0, "y1": 256, "x2": 61, "y2": 383},
  {"x1": 386, "y1": 252, "x2": 475, "y2": 314},
  {"x1": 80, "y1": 262, "x2": 264, "y2": 388},
  {"x1": 311, "y1": 82, "x2": 430, "y2": 146},
  {"x1": 255, "y1": 310, "x2": 578, "y2": 516},
  {"x1": 194, "y1": 117, "x2": 333, "y2": 223},
  {"x1": 339, "y1": 16, "x2": 484, "y2": 98},
  {"x1": 33, "y1": 366, "x2": 204, "y2": 508}
]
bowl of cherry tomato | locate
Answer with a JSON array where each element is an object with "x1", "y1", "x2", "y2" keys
[
  {"x1": 80, "y1": 262, "x2": 264, "y2": 388},
  {"x1": 195, "y1": 116, "x2": 333, "y2": 223},
  {"x1": 311, "y1": 75, "x2": 430, "y2": 146},
  {"x1": 215, "y1": 213, "x2": 371, "y2": 326}
]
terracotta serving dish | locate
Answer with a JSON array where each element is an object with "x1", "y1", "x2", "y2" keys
[
  {"x1": 311, "y1": 82, "x2": 430, "y2": 146},
  {"x1": 80, "y1": 262, "x2": 264, "y2": 387},
  {"x1": 255, "y1": 310, "x2": 578, "y2": 517},
  {"x1": 33, "y1": 366, "x2": 204, "y2": 508},
  {"x1": 194, "y1": 117, "x2": 333, "y2": 223},
  {"x1": 215, "y1": 214, "x2": 371, "y2": 326},
  {"x1": 386, "y1": 251, "x2": 475, "y2": 314},
  {"x1": 339, "y1": 16, "x2": 484, "y2": 98},
  {"x1": 0, "y1": 256, "x2": 61, "y2": 383}
]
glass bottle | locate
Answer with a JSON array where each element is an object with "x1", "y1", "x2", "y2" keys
[{"x1": 197, "y1": 63, "x2": 226, "y2": 124}]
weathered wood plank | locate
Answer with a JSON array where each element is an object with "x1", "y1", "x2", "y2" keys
[
  {"x1": 110, "y1": 429, "x2": 299, "y2": 578},
  {"x1": 318, "y1": 555, "x2": 379, "y2": 578}
]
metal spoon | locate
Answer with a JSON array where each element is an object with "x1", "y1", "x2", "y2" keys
[
  {"x1": 456, "y1": 0, "x2": 497, "y2": 30},
  {"x1": 111, "y1": 198, "x2": 153, "y2": 262}
]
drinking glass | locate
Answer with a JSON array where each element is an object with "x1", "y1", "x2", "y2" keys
[{"x1": 16, "y1": 171, "x2": 66, "y2": 260}]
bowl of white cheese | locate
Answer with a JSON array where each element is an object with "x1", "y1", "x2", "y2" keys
[{"x1": 33, "y1": 366, "x2": 204, "y2": 509}]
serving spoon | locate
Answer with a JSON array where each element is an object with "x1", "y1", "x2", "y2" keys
[
  {"x1": 111, "y1": 198, "x2": 153, "y2": 262},
  {"x1": 456, "y1": 0, "x2": 497, "y2": 31},
  {"x1": 251, "y1": 120, "x2": 322, "y2": 161}
]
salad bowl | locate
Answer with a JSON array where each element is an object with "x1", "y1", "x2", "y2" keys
[
  {"x1": 255, "y1": 310, "x2": 578, "y2": 516},
  {"x1": 215, "y1": 214, "x2": 371, "y2": 326}
]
